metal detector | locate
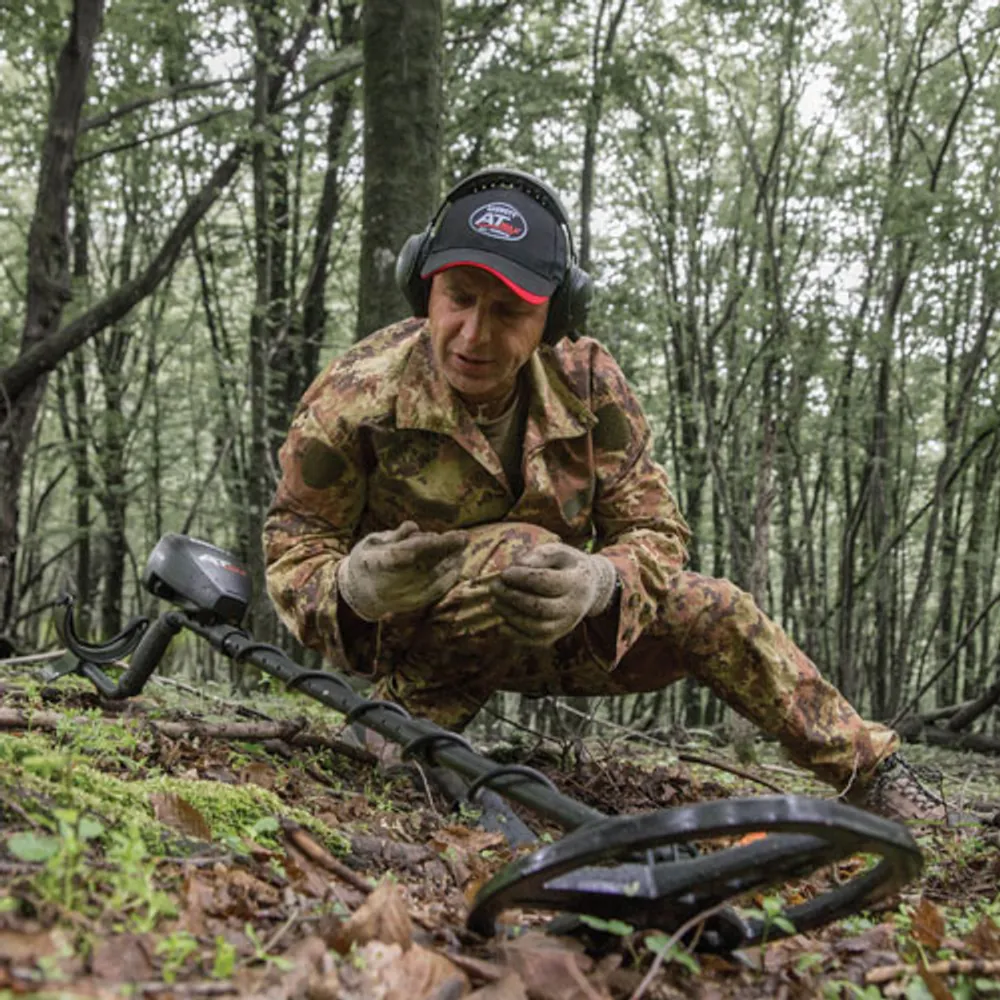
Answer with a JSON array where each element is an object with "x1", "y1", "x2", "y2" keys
[{"x1": 45, "y1": 533, "x2": 923, "y2": 953}]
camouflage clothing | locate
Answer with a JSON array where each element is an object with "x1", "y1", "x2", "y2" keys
[{"x1": 265, "y1": 318, "x2": 898, "y2": 791}]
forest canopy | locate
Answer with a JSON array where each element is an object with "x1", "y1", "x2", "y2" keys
[{"x1": 1, "y1": 0, "x2": 999, "y2": 733}]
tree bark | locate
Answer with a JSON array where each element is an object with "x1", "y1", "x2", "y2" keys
[
  {"x1": 0, "y1": 0, "x2": 104, "y2": 636},
  {"x1": 355, "y1": 0, "x2": 442, "y2": 339}
]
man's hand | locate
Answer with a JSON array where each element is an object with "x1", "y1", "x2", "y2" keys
[
  {"x1": 490, "y1": 544, "x2": 618, "y2": 646},
  {"x1": 337, "y1": 521, "x2": 469, "y2": 621}
]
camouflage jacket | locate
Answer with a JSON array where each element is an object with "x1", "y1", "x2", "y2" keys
[{"x1": 264, "y1": 318, "x2": 690, "y2": 672}]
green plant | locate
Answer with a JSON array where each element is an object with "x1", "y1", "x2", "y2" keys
[
  {"x1": 744, "y1": 894, "x2": 796, "y2": 948},
  {"x1": 822, "y1": 982, "x2": 882, "y2": 999},
  {"x1": 102, "y1": 825, "x2": 177, "y2": 933},
  {"x1": 211, "y1": 936, "x2": 237, "y2": 979},
  {"x1": 244, "y1": 923, "x2": 293, "y2": 971},
  {"x1": 644, "y1": 931, "x2": 701, "y2": 976},
  {"x1": 156, "y1": 930, "x2": 200, "y2": 984},
  {"x1": 7, "y1": 808, "x2": 104, "y2": 912}
]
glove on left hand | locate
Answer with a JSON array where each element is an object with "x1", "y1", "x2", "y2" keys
[{"x1": 490, "y1": 543, "x2": 618, "y2": 646}]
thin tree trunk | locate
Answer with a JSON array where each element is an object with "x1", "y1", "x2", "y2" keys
[
  {"x1": 355, "y1": 0, "x2": 442, "y2": 339},
  {"x1": 0, "y1": 0, "x2": 104, "y2": 638}
]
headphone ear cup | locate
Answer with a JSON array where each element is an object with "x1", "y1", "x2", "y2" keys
[
  {"x1": 395, "y1": 230, "x2": 432, "y2": 316},
  {"x1": 565, "y1": 265, "x2": 593, "y2": 332},
  {"x1": 543, "y1": 265, "x2": 593, "y2": 344}
]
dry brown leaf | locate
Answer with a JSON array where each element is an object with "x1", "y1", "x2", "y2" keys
[
  {"x1": 179, "y1": 870, "x2": 214, "y2": 936},
  {"x1": 431, "y1": 825, "x2": 507, "y2": 854},
  {"x1": 385, "y1": 943, "x2": 470, "y2": 1000},
  {"x1": 964, "y1": 915, "x2": 1000, "y2": 958},
  {"x1": 467, "y1": 973, "x2": 528, "y2": 999},
  {"x1": 835, "y1": 922, "x2": 895, "y2": 956},
  {"x1": 236, "y1": 934, "x2": 330, "y2": 1000},
  {"x1": 919, "y1": 960, "x2": 955, "y2": 1000},
  {"x1": 335, "y1": 940, "x2": 405, "y2": 999},
  {"x1": 339, "y1": 879, "x2": 413, "y2": 951},
  {"x1": 500, "y1": 931, "x2": 609, "y2": 1000},
  {"x1": 913, "y1": 897, "x2": 946, "y2": 951},
  {"x1": 242, "y1": 761, "x2": 278, "y2": 789},
  {"x1": 0, "y1": 928, "x2": 66, "y2": 962},
  {"x1": 150, "y1": 791, "x2": 213, "y2": 840},
  {"x1": 90, "y1": 933, "x2": 155, "y2": 982}
]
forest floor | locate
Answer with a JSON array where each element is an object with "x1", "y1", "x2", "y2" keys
[{"x1": 1, "y1": 661, "x2": 999, "y2": 1000}]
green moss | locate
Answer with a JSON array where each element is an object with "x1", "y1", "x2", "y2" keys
[{"x1": 0, "y1": 731, "x2": 349, "y2": 856}]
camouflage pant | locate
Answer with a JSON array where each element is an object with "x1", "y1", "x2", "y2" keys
[{"x1": 370, "y1": 523, "x2": 898, "y2": 791}]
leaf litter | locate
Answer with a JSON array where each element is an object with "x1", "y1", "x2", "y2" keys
[{"x1": 0, "y1": 673, "x2": 999, "y2": 999}]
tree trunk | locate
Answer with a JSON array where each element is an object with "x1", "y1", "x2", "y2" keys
[
  {"x1": 355, "y1": 0, "x2": 442, "y2": 339},
  {"x1": 0, "y1": 0, "x2": 104, "y2": 637}
]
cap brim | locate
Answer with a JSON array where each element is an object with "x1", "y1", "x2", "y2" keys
[{"x1": 421, "y1": 249, "x2": 556, "y2": 304}]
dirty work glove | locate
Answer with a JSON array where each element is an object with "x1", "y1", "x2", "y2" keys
[
  {"x1": 337, "y1": 521, "x2": 469, "y2": 622},
  {"x1": 490, "y1": 543, "x2": 618, "y2": 646}
]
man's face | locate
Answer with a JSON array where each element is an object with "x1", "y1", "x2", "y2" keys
[{"x1": 427, "y1": 266, "x2": 549, "y2": 409}]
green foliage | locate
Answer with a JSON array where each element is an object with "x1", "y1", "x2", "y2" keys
[{"x1": 155, "y1": 930, "x2": 200, "y2": 984}]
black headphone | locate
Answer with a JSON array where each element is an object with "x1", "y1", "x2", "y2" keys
[{"x1": 394, "y1": 167, "x2": 593, "y2": 344}]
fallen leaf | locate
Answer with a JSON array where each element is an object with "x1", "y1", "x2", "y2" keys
[
  {"x1": 0, "y1": 929, "x2": 64, "y2": 962},
  {"x1": 150, "y1": 792, "x2": 213, "y2": 841},
  {"x1": 964, "y1": 915, "x2": 1000, "y2": 958},
  {"x1": 835, "y1": 923, "x2": 895, "y2": 954},
  {"x1": 919, "y1": 959, "x2": 955, "y2": 1000},
  {"x1": 501, "y1": 931, "x2": 608, "y2": 1000},
  {"x1": 242, "y1": 762, "x2": 278, "y2": 789},
  {"x1": 179, "y1": 870, "x2": 214, "y2": 936},
  {"x1": 913, "y1": 897, "x2": 945, "y2": 951},
  {"x1": 431, "y1": 825, "x2": 506, "y2": 854},
  {"x1": 385, "y1": 943, "x2": 470, "y2": 1000},
  {"x1": 338, "y1": 880, "x2": 413, "y2": 951},
  {"x1": 467, "y1": 973, "x2": 528, "y2": 999},
  {"x1": 335, "y1": 940, "x2": 405, "y2": 999},
  {"x1": 90, "y1": 934, "x2": 155, "y2": 982}
]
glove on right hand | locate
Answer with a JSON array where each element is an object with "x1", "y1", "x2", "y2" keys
[{"x1": 337, "y1": 521, "x2": 469, "y2": 622}]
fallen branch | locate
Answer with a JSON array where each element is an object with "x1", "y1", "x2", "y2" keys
[
  {"x1": 896, "y1": 717, "x2": 1000, "y2": 754},
  {"x1": 947, "y1": 671, "x2": 1000, "y2": 731},
  {"x1": 918, "y1": 701, "x2": 969, "y2": 724},
  {"x1": 866, "y1": 958, "x2": 1000, "y2": 985},
  {"x1": 0, "y1": 707, "x2": 375, "y2": 764}
]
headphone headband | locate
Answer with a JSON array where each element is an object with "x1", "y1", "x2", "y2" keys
[{"x1": 395, "y1": 166, "x2": 592, "y2": 342}]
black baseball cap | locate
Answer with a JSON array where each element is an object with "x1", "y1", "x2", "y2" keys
[{"x1": 421, "y1": 187, "x2": 568, "y2": 304}]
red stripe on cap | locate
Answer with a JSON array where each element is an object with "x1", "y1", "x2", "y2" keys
[{"x1": 430, "y1": 261, "x2": 549, "y2": 305}]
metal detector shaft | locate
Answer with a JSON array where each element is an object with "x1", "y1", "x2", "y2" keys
[{"x1": 177, "y1": 616, "x2": 605, "y2": 832}]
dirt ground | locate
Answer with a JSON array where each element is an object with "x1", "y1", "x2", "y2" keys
[{"x1": 1, "y1": 664, "x2": 999, "y2": 1000}]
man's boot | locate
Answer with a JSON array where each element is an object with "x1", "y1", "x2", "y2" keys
[{"x1": 851, "y1": 753, "x2": 959, "y2": 824}]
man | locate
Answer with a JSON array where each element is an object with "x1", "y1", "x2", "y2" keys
[{"x1": 264, "y1": 167, "x2": 948, "y2": 823}]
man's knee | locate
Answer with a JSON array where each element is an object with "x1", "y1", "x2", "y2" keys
[{"x1": 651, "y1": 572, "x2": 762, "y2": 653}]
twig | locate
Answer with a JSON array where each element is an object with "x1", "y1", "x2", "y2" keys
[
  {"x1": 0, "y1": 649, "x2": 67, "y2": 666},
  {"x1": 676, "y1": 752, "x2": 785, "y2": 794},
  {"x1": 149, "y1": 674, "x2": 276, "y2": 721},
  {"x1": 629, "y1": 902, "x2": 732, "y2": 1000},
  {"x1": 866, "y1": 959, "x2": 1000, "y2": 984},
  {"x1": 256, "y1": 905, "x2": 302, "y2": 962},
  {"x1": 0, "y1": 788, "x2": 42, "y2": 828},
  {"x1": 280, "y1": 818, "x2": 374, "y2": 895}
]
